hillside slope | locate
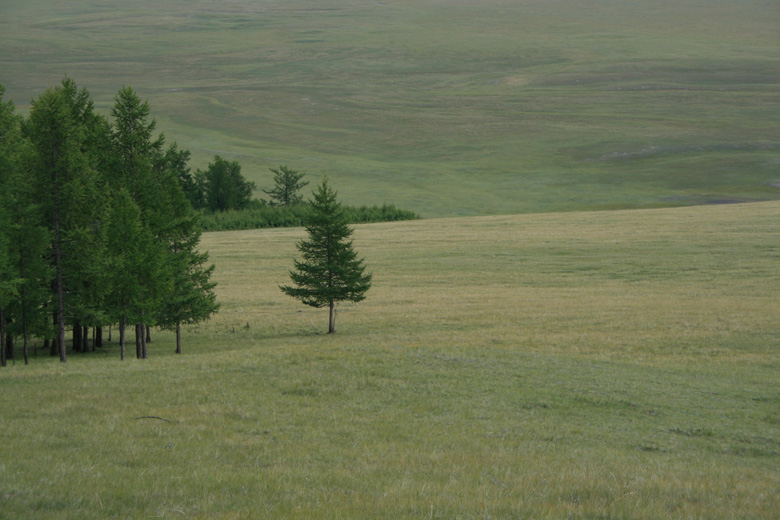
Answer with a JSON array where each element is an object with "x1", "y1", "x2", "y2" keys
[{"x1": 1, "y1": 0, "x2": 778, "y2": 216}]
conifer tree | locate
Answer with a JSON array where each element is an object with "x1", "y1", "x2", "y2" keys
[
  {"x1": 25, "y1": 82, "x2": 100, "y2": 362},
  {"x1": 281, "y1": 178, "x2": 372, "y2": 333},
  {"x1": 105, "y1": 189, "x2": 166, "y2": 360},
  {"x1": 200, "y1": 155, "x2": 255, "y2": 212},
  {"x1": 152, "y1": 146, "x2": 219, "y2": 353},
  {"x1": 110, "y1": 86, "x2": 171, "y2": 349},
  {"x1": 0, "y1": 84, "x2": 20, "y2": 366},
  {"x1": 3, "y1": 170, "x2": 51, "y2": 364},
  {"x1": 263, "y1": 166, "x2": 308, "y2": 206},
  {"x1": 0, "y1": 88, "x2": 17, "y2": 366}
]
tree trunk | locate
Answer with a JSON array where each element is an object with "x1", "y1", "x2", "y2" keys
[
  {"x1": 140, "y1": 319, "x2": 147, "y2": 359},
  {"x1": 48, "y1": 312, "x2": 57, "y2": 356},
  {"x1": 175, "y1": 322, "x2": 182, "y2": 354},
  {"x1": 119, "y1": 314, "x2": 126, "y2": 361},
  {"x1": 53, "y1": 215, "x2": 66, "y2": 363},
  {"x1": 146, "y1": 325, "x2": 151, "y2": 343},
  {"x1": 96, "y1": 326, "x2": 103, "y2": 348},
  {"x1": 6, "y1": 333, "x2": 14, "y2": 364},
  {"x1": 135, "y1": 324, "x2": 141, "y2": 359},
  {"x1": 18, "y1": 251, "x2": 29, "y2": 365},
  {"x1": 23, "y1": 320, "x2": 29, "y2": 365},
  {"x1": 328, "y1": 301, "x2": 336, "y2": 334},
  {"x1": 72, "y1": 324, "x2": 82, "y2": 353},
  {"x1": 0, "y1": 306, "x2": 6, "y2": 367}
]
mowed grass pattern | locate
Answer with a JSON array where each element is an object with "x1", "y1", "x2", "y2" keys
[
  {"x1": 1, "y1": 0, "x2": 779, "y2": 216},
  {"x1": 1, "y1": 203, "x2": 778, "y2": 518}
]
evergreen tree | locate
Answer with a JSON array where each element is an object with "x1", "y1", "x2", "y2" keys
[
  {"x1": 200, "y1": 155, "x2": 255, "y2": 212},
  {"x1": 280, "y1": 178, "x2": 372, "y2": 333},
  {"x1": 109, "y1": 86, "x2": 163, "y2": 199},
  {"x1": 3, "y1": 168, "x2": 52, "y2": 364},
  {"x1": 110, "y1": 86, "x2": 172, "y2": 349},
  {"x1": 0, "y1": 85, "x2": 16, "y2": 364},
  {"x1": 263, "y1": 166, "x2": 308, "y2": 206},
  {"x1": 152, "y1": 147, "x2": 219, "y2": 353},
  {"x1": 25, "y1": 82, "x2": 96, "y2": 362},
  {"x1": 104, "y1": 189, "x2": 165, "y2": 360},
  {"x1": 0, "y1": 85, "x2": 21, "y2": 366},
  {"x1": 0, "y1": 230, "x2": 16, "y2": 367},
  {"x1": 165, "y1": 143, "x2": 204, "y2": 210}
]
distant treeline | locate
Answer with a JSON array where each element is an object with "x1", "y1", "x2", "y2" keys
[{"x1": 199, "y1": 202, "x2": 419, "y2": 232}]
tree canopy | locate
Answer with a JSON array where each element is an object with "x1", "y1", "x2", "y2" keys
[
  {"x1": 0, "y1": 78, "x2": 218, "y2": 363},
  {"x1": 280, "y1": 177, "x2": 372, "y2": 333},
  {"x1": 263, "y1": 165, "x2": 308, "y2": 206},
  {"x1": 197, "y1": 155, "x2": 256, "y2": 212}
]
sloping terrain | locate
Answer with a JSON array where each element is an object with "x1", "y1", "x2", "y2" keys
[{"x1": 1, "y1": 0, "x2": 778, "y2": 216}]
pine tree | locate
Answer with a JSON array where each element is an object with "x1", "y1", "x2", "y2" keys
[
  {"x1": 165, "y1": 143, "x2": 204, "y2": 210},
  {"x1": 200, "y1": 155, "x2": 255, "y2": 212},
  {"x1": 0, "y1": 84, "x2": 20, "y2": 366},
  {"x1": 263, "y1": 166, "x2": 308, "y2": 206},
  {"x1": 0, "y1": 86, "x2": 19, "y2": 366},
  {"x1": 280, "y1": 177, "x2": 372, "y2": 333},
  {"x1": 152, "y1": 147, "x2": 219, "y2": 353},
  {"x1": 109, "y1": 86, "x2": 163, "y2": 198},
  {"x1": 25, "y1": 81, "x2": 100, "y2": 362},
  {"x1": 104, "y1": 189, "x2": 165, "y2": 360}
]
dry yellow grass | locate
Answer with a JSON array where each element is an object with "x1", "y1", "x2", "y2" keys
[
  {"x1": 2, "y1": 203, "x2": 778, "y2": 518},
  {"x1": 202, "y1": 201, "x2": 780, "y2": 365}
]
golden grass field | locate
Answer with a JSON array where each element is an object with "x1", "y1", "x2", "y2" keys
[{"x1": 1, "y1": 202, "x2": 779, "y2": 518}]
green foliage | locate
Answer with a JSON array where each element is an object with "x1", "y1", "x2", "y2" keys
[
  {"x1": 280, "y1": 178, "x2": 371, "y2": 333},
  {"x1": 164, "y1": 143, "x2": 203, "y2": 210},
  {"x1": 198, "y1": 155, "x2": 256, "y2": 213},
  {"x1": 263, "y1": 165, "x2": 308, "y2": 206},
  {"x1": 109, "y1": 86, "x2": 162, "y2": 196},
  {"x1": 23, "y1": 79, "x2": 106, "y2": 361},
  {"x1": 199, "y1": 202, "x2": 418, "y2": 231},
  {"x1": 104, "y1": 189, "x2": 162, "y2": 358},
  {"x1": 0, "y1": 78, "x2": 218, "y2": 362}
]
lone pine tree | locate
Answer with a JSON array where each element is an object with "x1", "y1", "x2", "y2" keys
[{"x1": 280, "y1": 178, "x2": 371, "y2": 333}]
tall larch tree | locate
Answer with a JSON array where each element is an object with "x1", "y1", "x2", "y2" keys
[
  {"x1": 110, "y1": 86, "x2": 167, "y2": 349},
  {"x1": 105, "y1": 189, "x2": 166, "y2": 360},
  {"x1": 25, "y1": 84, "x2": 85, "y2": 362},
  {"x1": 0, "y1": 85, "x2": 21, "y2": 366},
  {"x1": 153, "y1": 147, "x2": 218, "y2": 354},
  {"x1": 25, "y1": 78, "x2": 109, "y2": 362},
  {"x1": 280, "y1": 177, "x2": 372, "y2": 333}
]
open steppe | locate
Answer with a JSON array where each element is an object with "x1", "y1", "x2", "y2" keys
[
  {"x1": 1, "y1": 0, "x2": 778, "y2": 517},
  {"x1": 1, "y1": 202, "x2": 778, "y2": 518}
]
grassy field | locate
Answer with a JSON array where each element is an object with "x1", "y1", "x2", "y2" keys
[
  {"x1": 1, "y1": 202, "x2": 778, "y2": 518},
  {"x1": 1, "y1": 0, "x2": 779, "y2": 216}
]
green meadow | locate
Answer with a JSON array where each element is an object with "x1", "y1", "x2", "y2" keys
[
  {"x1": 1, "y1": 202, "x2": 779, "y2": 518},
  {"x1": 1, "y1": 0, "x2": 778, "y2": 216},
  {"x1": 1, "y1": 0, "x2": 779, "y2": 517}
]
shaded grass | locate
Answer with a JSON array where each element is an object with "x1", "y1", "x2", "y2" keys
[
  {"x1": 1, "y1": 203, "x2": 779, "y2": 518},
  {"x1": 1, "y1": 0, "x2": 778, "y2": 216}
]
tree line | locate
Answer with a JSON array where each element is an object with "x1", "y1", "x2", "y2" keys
[
  {"x1": 0, "y1": 78, "x2": 218, "y2": 365},
  {"x1": 180, "y1": 158, "x2": 418, "y2": 231}
]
